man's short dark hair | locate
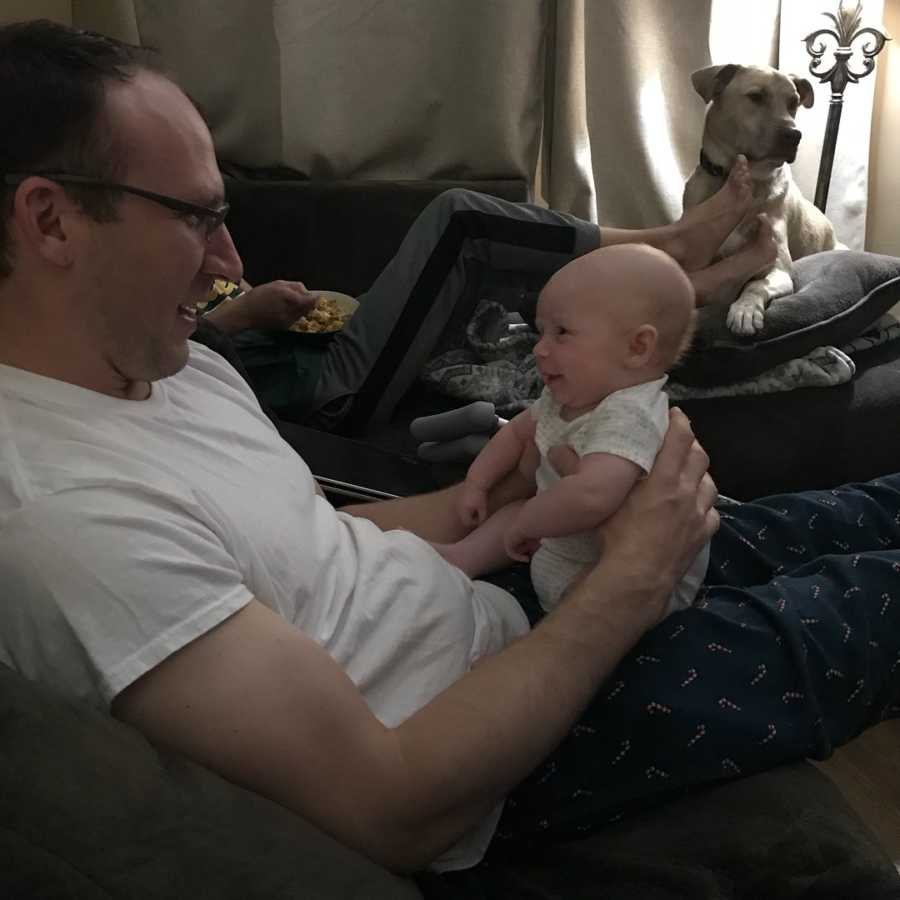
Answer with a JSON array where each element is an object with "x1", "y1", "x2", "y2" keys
[{"x1": 0, "y1": 19, "x2": 162, "y2": 277}]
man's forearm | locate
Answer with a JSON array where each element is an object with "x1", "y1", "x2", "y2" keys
[
  {"x1": 381, "y1": 561, "x2": 661, "y2": 869},
  {"x1": 342, "y1": 468, "x2": 536, "y2": 543}
]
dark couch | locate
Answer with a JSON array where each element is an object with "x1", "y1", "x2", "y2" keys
[
  {"x1": 224, "y1": 174, "x2": 900, "y2": 503},
  {"x1": 4, "y1": 176, "x2": 900, "y2": 899}
]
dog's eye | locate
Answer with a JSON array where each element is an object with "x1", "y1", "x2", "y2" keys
[{"x1": 746, "y1": 91, "x2": 765, "y2": 105}]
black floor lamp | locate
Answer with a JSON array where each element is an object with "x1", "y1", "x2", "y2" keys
[{"x1": 803, "y1": 0, "x2": 891, "y2": 212}]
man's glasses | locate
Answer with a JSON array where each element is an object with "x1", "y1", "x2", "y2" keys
[{"x1": 2, "y1": 172, "x2": 230, "y2": 239}]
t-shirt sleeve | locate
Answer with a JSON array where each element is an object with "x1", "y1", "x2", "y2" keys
[
  {"x1": 573, "y1": 388, "x2": 669, "y2": 473},
  {"x1": 0, "y1": 484, "x2": 253, "y2": 708}
]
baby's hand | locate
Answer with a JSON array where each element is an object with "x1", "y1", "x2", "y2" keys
[
  {"x1": 457, "y1": 481, "x2": 488, "y2": 528},
  {"x1": 504, "y1": 523, "x2": 540, "y2": 563}
]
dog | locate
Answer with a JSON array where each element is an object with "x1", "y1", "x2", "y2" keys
[{"x1": 683, "y1": 63, "x2": 842, "y2": 336}]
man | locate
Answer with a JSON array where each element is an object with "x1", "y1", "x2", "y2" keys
[{"x1": 2, "y1": 19, "x2": 899, "y2": 875}]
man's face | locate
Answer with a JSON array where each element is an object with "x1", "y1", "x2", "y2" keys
[{"x1": 81, "y1": 71, "x2": 242, "y2": 394}]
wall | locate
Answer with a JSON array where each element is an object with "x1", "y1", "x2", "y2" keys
[
  {"x1": 0, "y1": 0, "x2": 70, "y2": 24},
  {"x1": 0, "y1": 1, "x2": 136, "y2": 39},
  {"x1": 868, "y1": 0, "x2": 900, "y2": 254}
]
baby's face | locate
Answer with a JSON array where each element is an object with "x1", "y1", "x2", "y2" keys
[
  {"x1": 533, "y1": 245, "x2": 692, "y2": 416},
  {"x1": 533, "y1": 284, "x2": 635, "y2": 416}
]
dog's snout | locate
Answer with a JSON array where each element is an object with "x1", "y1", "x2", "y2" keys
[{"x1": 775, "y1": 127, "x2": 802, "y2": 162}]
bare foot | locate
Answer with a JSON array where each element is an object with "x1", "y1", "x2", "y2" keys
[
  {"x1": 664, "y1": 155, "x2": 752, "y2": 271},
  {"x1": 690, "y1": 215, "x2": 778, "y2": 306}
]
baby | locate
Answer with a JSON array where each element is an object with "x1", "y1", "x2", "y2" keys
[{"x1": 434, "y1": 243, "x2": 708, "y2": 614}]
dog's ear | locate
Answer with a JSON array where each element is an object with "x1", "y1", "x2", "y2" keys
[
  {"x1": 691, "y1": 64, "x2": 740, "y2": 103},
  {"x1": 791, "y1": 75, "x2": 815, "y2": 108}
]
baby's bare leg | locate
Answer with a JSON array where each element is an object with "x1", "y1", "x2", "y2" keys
[{"x1": 432, "y1": 501, "x2": 526, "y2": 578}]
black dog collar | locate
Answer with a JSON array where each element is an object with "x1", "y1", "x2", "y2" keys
[{"x1": 699, "y1": 149, "x2": 729, "y2": 178}]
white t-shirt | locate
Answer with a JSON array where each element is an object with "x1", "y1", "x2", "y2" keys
[{"x1": 0, "y1": 342, "x2": 528, "y2": 871}]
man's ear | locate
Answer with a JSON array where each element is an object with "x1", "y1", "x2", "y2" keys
[
  {"x1": 11, "y1": 177, "x2": 79, "y2": 269},
  {"x1": 625, "y1": 324, "x2": 657, "y2": 368}
]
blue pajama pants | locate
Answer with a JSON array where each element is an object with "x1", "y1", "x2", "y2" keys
[{"x1": 487, "y1": 475, "x2": 900, "y2": 847}]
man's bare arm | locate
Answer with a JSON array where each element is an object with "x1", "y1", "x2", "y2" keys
[
  {"x1": 340, "y1": 466, "x2": 537, "y2": 543},
  {"x1": 340, "y1": 414, "x2": 540, "y2": 542},
  {"x1": 114, "y1": 410, "x2": 718, "y2": 873}
]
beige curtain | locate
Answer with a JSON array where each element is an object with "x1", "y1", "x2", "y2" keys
[
  {"x1": 547, "y1": 0, "x2": 877, "y2": 248},
  {"x1": 5, "y1": 0, "x2": 879, "y2": 247},
  {"x1": 778, "y1": 0, "x2": 883, "y2": 250},
  {"x1": 134, "y1": 0, "x2": 549, "y2": 181},
  {"x1": 546, "y1": 0, "x2": 724, "y2": 226}
]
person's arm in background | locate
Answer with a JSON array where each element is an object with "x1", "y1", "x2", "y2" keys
[
  {"x1": 204, "y1": 279, "x2": 315, "y2": 335},
  {"x1": 505, "y1": 452, "x2": 642, "y2": 560}
]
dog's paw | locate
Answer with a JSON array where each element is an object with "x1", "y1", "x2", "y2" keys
[{"x1": 726, "y1": 295, "x2": 765, "y2": 336}]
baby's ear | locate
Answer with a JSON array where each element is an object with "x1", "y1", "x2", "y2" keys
[{"x1": 626, "y1": 324, "x2": 658, "y2": 368}]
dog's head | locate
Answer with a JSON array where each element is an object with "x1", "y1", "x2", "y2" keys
[{"x1": 692, "y1": 64, "x2": 814, "y2": 166}]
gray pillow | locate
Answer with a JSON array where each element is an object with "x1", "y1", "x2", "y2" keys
[{"x1": 671, "y1": 250, "x2": 900, "y2": 386}]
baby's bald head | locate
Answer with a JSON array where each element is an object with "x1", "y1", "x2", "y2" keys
[{"x1": 543, "y1": 243, "x2": 696, "y2": 370}]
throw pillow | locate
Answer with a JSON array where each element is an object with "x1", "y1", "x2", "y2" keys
[{"x1": 671, "y1": 250, "x2": 900, "y2": 387}]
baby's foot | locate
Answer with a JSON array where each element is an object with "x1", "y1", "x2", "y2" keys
[{"x1": 670, "y1": 155, "x2": 752, "y2": 271}]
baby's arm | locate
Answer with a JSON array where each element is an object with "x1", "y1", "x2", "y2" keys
[
  {"x1": 457, "y1": 410, "x2": 537, "y2": 527},
  {"x1": 505, "y1": 452, "x2": 642, "y2": 560}
]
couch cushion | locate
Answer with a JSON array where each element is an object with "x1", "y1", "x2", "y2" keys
[
  {"x1": 425, "y1": 762, "x2": 900, "y2": 899},
  {"x1": 680, "y1": 336, "x2": 900, "y2": 500},
  {"x1": 4, "y1": 657, "x2": 899, "y2": 900},
  {"x1": 672, "y1": 250, "x2": 900, "y2": 386},
  {"x1": 0, "y1": 662, "x2": 420, "y2": 900}
]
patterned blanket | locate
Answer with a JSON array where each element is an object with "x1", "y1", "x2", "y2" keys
[{"x1": 421, "y1": 300, "x2": 900, "y2": 418}]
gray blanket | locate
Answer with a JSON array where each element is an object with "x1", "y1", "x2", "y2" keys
[{"x1": 422, "y1": 300, "x2": 900, "y2": 417}]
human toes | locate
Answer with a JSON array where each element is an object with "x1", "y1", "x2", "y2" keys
[
  {"x1": 751, "y1": 214, "x2": 778, "y2": 266},
  {"x1": 726, "y1": 154, "x2": 752, "y2": 203}
]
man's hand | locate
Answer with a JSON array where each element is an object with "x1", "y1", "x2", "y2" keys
[
  {"x1": 546, "y1": 443, "x2": 579, "y2": 477},
  {"x1": 456, "y1": 480, "x2": 489, "y2": 528},
  {"x1": 587, "y1": 408, "x2": 718, "y2": 629},
  {"x1": 205, "y1": 280, "x2": 316, "y2": 334}
]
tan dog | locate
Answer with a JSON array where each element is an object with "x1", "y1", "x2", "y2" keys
[{"x1": 683, "y1": 63, "x2": 842, "y2": 335}]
